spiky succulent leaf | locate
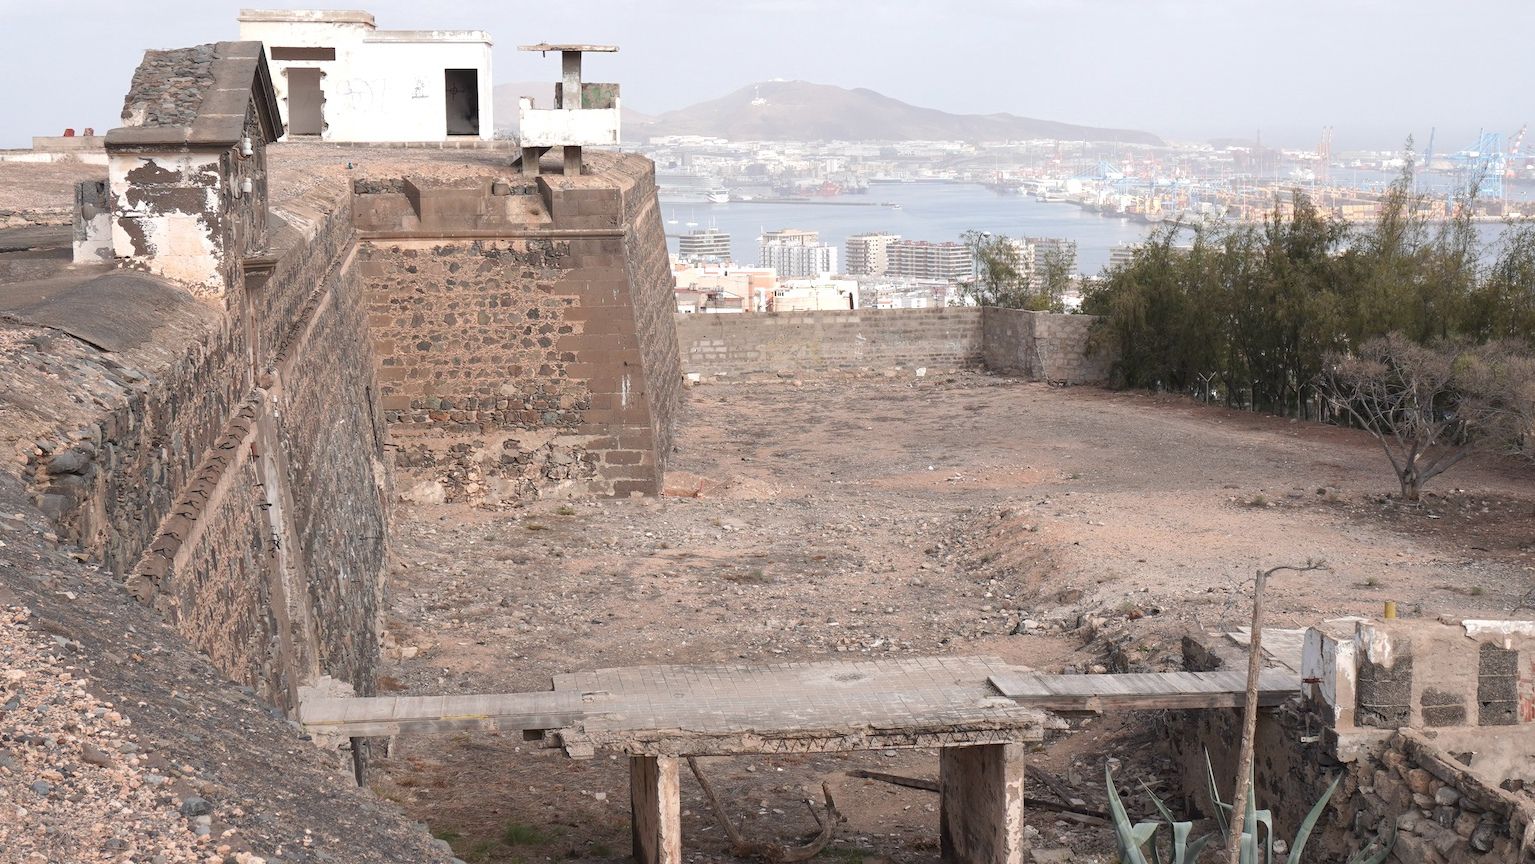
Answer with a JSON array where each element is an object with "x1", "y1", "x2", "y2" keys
[{"x1": 1289, "y1": 774, "x2": 1342, "y2": 862}]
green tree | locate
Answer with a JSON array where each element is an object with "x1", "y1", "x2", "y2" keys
[
  {"x1": 960, "y1": 230, "x2": 1030, "y2": 308},
  {"x1": 1035, "y1": 240, "x2": 1077, "y2": 313}
]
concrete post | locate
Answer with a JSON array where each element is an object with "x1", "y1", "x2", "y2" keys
[
  {"x1": 561, "y1": 51, "x2": 582, "y2": 109},
  {"x1": 630, "y1": 755, "x2": 681, "y2": 864},
  {"x1": 564, "y1": 145, "x2": 583, "y2": 176},
  {"x1": 522, "y1": 146, "x2": 547, "y2": 176},
  {"x1": 939, "y1": 743, "x2": 1026, "y2": 864}
]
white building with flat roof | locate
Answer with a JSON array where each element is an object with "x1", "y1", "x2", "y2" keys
[
  {"x1": 237, "y1": 9, "x2": 493, "y2": 142},
  {"x1": 845, "y1": 232, "x2": 900, "y2": 276},
  {"x1": 759, "y1": 229, "x2": 837, "y2": 278}
]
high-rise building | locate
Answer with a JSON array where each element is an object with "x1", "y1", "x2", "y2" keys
[
  {"x1": 759, "y1": 229, "x2": 838, "y2": 277},
  {"x1": 886, "y1": 240, "x2": 973, "y2": 281},
  {"x1": 678, "y1": 227, "x2": 731, "y2": 263},
  {"x1": 845, "y1": 232, "x2": 900, "y2": 276}
]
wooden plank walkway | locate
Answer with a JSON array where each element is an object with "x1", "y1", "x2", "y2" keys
[
  {"x1": 296, "y1": 661, "x2": 1302, "y2": 740},
  {"x1": 298, "y1": 690, "x2": 585, "y2": 738},
  {"x1": 987, "y1": 668, "x2": 1299, "y2": 713}
]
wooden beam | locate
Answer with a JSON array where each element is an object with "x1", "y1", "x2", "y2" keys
[
  {"x1": 297, "y1": 690, "x2": 584, "y2": 737},
  {"x1": 987, "y1": 669, "x2": 1298, "y2": 713}
]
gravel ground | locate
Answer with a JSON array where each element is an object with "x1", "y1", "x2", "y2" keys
[
  {"x1": 0, "y1": 471, "x2": 455, "y2": 864},
  {"x1": 374, "y1": 373, "x2": 1535, "y2": 862}
]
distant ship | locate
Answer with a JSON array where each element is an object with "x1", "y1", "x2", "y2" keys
[{"x1": 706, "y1": 189, "x2": 730, "y2": 204}]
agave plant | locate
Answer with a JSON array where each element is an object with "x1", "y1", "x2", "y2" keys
[{"x1": 1104, "y1": 751, "x2": 1395, "y2": 864}]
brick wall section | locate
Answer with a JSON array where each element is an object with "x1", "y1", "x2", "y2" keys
[{"x1": 675, "y1": 307, "x2": 984, "y2": 377}]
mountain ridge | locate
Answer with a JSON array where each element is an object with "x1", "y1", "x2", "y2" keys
[
  {"x1": 628, "y1": 80, "x2": 1163, "y2": 145},
  {"x1": 495, "y1": 80, "x2": 1161, "y2": 145}
]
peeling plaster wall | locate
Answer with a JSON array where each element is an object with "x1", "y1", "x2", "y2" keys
[
  {"x1": 108, "y1": 150, "x2": 228, "y2": 292},
  {"x1": 106, "y1": 96, "x2": 271, "y2": 294}
]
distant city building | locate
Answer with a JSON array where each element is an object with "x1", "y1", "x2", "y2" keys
[
  {"x1": 845, "y1": 232, "x2": 900, "y2": 276},
  {"x1": 678, "y1": 228, "x2": 732, "y2": 263},
  {"x1": 673, "y1": 262, "x2": 777, "y2": 313},
  {"x1": 886, "y1": 240, "x2": 972, "y2": 282},
  {"x1": 1109, "y1": 243, "x2": 1140, "y2": 270},
  {"x1": 759, "y1": 228, "x2": 838, "y2": 278},
  {"x1": 772, "y1": 278, "x2": 859, "y2": 312}
]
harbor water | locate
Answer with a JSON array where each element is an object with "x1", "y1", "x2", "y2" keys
[{"x1": 663, "y1": 182, "x2": 1526, "y2": 276}]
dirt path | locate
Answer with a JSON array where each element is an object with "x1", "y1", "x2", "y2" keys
[{"x1": 373, "y1": 374, "x2": 1534, "y2": 863}]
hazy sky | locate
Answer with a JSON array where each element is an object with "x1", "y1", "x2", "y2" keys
[{"x1": 1, "y1": 0, "x2": 1530, "y2": 151}]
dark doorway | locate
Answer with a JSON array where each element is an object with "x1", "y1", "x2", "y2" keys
[
  {"x1": 287, "y1": 68, "x2": 324, "y2": 136},
  {"x1": 444, "y1": 69, "x2": 479, "y2": 136}
]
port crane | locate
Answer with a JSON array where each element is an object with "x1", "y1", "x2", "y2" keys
[
  {"x1": 1450, "y1": 130, "x2": 1505, "y2": 200},
  {"x1": 1422, "y1": 127, "x2": 1435, "y2": 177}
]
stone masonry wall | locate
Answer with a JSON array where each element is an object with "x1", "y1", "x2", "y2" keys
[
  {"x1": 674, "y1": 307, "x2": 984, "y2": 377},
  {"x1": 360, "y1": 238, "x2": 600, "y2": 504},
  {"x1": 353, "y1": 153, "x2": 683, "y2": 503},
  {"x1": 1176, "y1": 631, "x2": 1535, "y2": 864},
  {"x1": 619, "y1": 157, "x2": 684, "y2": 467},
  {"x1": 13, "y1": 177, "x2": 390, "y2": 711},
  {"x1": 269, "y1": 242, "x2": 390, "y2": 699},
  {"x1": 981, "y1": 308, "x2": 1113, "y2": 385}
]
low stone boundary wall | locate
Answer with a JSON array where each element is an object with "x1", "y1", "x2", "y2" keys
[
  {"x1": 675, "y1": 307, "x2": 984, "y2": 376},
  {"x1": 981, "y1": 308, "x2": 1112, "y2": 385},
  {"x1": 675, "y1": 306, "x2": 1111, "y2": 383}
]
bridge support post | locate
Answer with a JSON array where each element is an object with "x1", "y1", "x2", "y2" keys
[
  {"x1": 629, "y1": 755, "x2": 681, "y2": 864},
  {"x1": 939, "y1": 743, "x2": 1026, "y2": 864}
]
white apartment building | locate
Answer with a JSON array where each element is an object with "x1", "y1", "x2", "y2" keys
[
  {"x1": 845, "y1": 232, "x2": 900, "y2": 276},
  {"x1": 678, "y1": 228, "x2": 732, "y2": 263},
  {"x1": 886, "y1": 240, "x2": 971, "y2": 281},
  {"x1": 773, "y1": 278, "x2": 859, "y2": 312},
  {"x1": 238, "y1": 9, "x2": 494, "y2": 142},
  {"x1": 759, "y1": 229, "x2": 838, "y2": 278}
]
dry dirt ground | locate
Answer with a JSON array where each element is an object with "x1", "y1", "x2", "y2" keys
[{"x1": 373, "y1": 372, "x2": 1535, "y2": 863}]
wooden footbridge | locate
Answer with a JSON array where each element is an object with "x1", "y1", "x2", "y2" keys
[{"x1": 299, "y1": 656, "x2": 1299, "y2": 864}]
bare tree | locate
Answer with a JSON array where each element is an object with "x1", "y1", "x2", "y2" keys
[
  {"x1": 1319, "y1": 335, "x2": 1525, "y2": 502},
  {"x1": 1224, "y1": 561, "x2": 1327, "y2": 864}
]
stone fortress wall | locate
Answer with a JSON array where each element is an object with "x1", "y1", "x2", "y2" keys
[
  {"x1": 353, "y1": 154, "x2": 682, "y2": 505},
  {"x1": 6, "y1": 44, "x2": 683, "y2": 712},
  {"x1": 674, "y1": 306, "x2": 1113, "y2": 384}
]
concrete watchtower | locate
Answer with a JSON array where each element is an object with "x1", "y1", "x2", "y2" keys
[{"x1": 516, "y1": 43, "x2": 620, "y2": 176}]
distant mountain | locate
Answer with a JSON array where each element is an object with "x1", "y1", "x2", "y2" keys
[
  {"x1": 492, "y1": 82, "x2": 656, "y2": 134},
  {"x1": 623, "y1": 81, "x2": 1162, "y2": 145}
]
